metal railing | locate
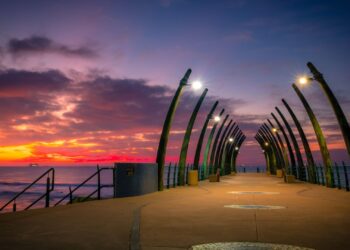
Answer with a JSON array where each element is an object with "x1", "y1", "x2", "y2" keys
[
  {"x1": 54, "y1": 166, "x2": 115, "y2": 206},
  {"x1": 0, "y1": 168, "x2": 55, "y2": 212}
]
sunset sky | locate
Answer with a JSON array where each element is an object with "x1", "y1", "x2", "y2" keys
[{"x1": 0, "y1": 0, "x2": 349, "y2": 166}]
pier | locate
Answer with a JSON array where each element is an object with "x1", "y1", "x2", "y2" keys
[{"x1": 1, "y1": 173, "x2": 349, "y2": 250}]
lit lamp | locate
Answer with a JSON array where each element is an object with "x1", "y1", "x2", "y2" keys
[
  {"x1": 235, "y1": 146, "x2": 239, "y2": 151},
  {"x1": 264, "y1": 142, "x2": 269, "y2": 147},
  {"x1": 229, "y1": 138, "x2": 234, "y2": 142},
  {"x1": 157, "y1": 70, "x2": 205, "y2": 190},
  {"x1": 298, "y1": 62, "x2": 350, "y2": 156},
  {"x1": 191, "y1": 80, "x2": 202, "y2": 90},
  {"x1": 272, "y1": 127, "x2": 278, "y2": 133},
  {"x1": 214, "y1": 116, "x2": 221, "y2": 122}
]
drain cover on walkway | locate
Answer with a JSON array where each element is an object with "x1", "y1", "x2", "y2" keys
[
  {"x1": 228, "y1": 191, "x2": 279, "y2": 195},
  {"x1": 191, "y1": 242, "x2": 314, "y2": 250},
  {"x1": 224, "y1": 205, "x2": 285, "y2": 209}
]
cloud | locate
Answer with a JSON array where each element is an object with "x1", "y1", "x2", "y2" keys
[
  {"x1": 7, "y1": 36, "x2": 98, "y2": 59},
  {"x1": 0, "y1": 69, "x2": 70, "y2": 97}
]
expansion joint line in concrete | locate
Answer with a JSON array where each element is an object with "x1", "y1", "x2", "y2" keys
[{"x1": 130, "y1": 203, "x2": 149, "y2": 250}]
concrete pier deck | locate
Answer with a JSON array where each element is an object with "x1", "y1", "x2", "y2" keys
[{"x1": 0, "y1": 173, "x2": 349, "y2": 250}]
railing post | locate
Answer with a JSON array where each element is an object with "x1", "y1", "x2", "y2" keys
[
  {"x1": 45, "y1": 176, "x2": 50, "y2": 208},
  {"x1": 173, "y1": 163, "x2": 177, "y2": 188},
  {"x1": 320, "y1": 165, "x2": 325, "y2": 186},
  {"x1": 334, "y1": 162, "x2": 341, "y2": 189},
  {"x1": 167, "y1": 163, "x2": 171, "y2": 189},
  {"x1": 342, "y1": 161, "x2": 349, "y2": 191},
  {"x1": 186, "y1": 165, "x2": 189, "y2": 185},
  {"x1": 97, "y1": 165, "x2": 101, "y2": 200},
  {"x1": 315, "y1": 166, "x2": 319, "y2": 185},
  {"x1": 113, "y1": 166, "x2": 117, "y2": 198},
  {"x1": 13, "y1": 201, "x2": 16, "y2": 212}
]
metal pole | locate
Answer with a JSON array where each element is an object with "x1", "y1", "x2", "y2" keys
[
  {"x1": 45, "y1": 176, "x2": 50, "y2": 208},
  {"x1": 193, "y1": 101, "x2": 219, "y2": 170},
  {"x1": 209, "y1": 114, "x2": 229, "y2": 173},
  {"x1": 271, "y1": 112, "x2": 296, "y2": 175},
  {"x1": 203, "y1": 109, "x2": 225, "y2": 176},
  {"x1": 178, "y1": 88, "x2": 208, "y2": 186},
  {"x1": 167, "y1": 163, "x2": 171, "y2": 189},
  {"x1": 292, "y1": 84, "x2": 334, "y2": 187},
  {"x1": 282, "y1": 99, "x2": 316, "y2": 183},
  {"x1": 307, "y1": 62, "x2": 350, "y2": 156},
  {"x1": 156, "y1": 69, "x2": 192, "y2": 191},
  {"x1": 275, "y1": 107, "x2": 304, "y2": 179}
]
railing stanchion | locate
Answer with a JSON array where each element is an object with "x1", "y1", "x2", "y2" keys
[
  {"x1": 45, "y1": 176, "x2": 50, "y2": 208},
  {"x1": 167, "y1": 163, "x2": 171, "y2": 189},
  {"x1": 97, "y1": 165, "x2": 101, "y2": 200},
  {"x1": 69, "y1": 186, "x2": 73, "y2": 204},
  {"x1": 173, "y1": 163, "x2": 177, "y2": 188},
  {"x1": 186, "y1": 165, "x2": 189, "y2": 185},
  {"x1": 334, "y1": 162, "x2": 341, "y2": 189},
  {"x1": 342, "y1": 161, "x2": 349, "y2": 191},
  {"x1": 113, "y1": 166, "x2": 117, "y2": 198},
  {"x1": 320, "y1": 165, "x2": 325, "y2": 186}
]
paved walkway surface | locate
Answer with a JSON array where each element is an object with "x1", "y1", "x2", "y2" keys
[{"x1": 0, "y1": 173, "x2": 349, "y2": 250}]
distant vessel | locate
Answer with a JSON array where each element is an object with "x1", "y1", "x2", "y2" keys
[{"x1": 28, "y1": 163, "x2": 39, "y2": 167}]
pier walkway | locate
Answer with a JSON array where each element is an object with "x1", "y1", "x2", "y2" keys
[{"x1": 0, "y1": 173, "x2": 349, "y2": 250}]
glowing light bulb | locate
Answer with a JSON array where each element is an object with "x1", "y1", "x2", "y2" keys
[
  {"x1": 298, "y1": 76, "x2": 308, "y2": 85},
  {"x1": 229, "y1": 138, "x2": 233, "y2": 142},
  {"x1": 214, "y1": 116, "x2": 220, "y2": 122},
  {"x1": 235, "y1": 146, "x2": 239, "y2": 151},
  {"x1": 191, "y1": 80, "x2": 202, "y2": 90}
]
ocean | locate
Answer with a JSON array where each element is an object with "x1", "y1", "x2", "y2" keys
[{"x1": 0, "y1": 166, "x2": 115, "y2": 213}]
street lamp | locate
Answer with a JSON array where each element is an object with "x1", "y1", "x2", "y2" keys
[
  {"x1": 297, "y1": 76, "x2": 313, "y2": 85},
  {"x1": 214, "y1": 116, "x2": 221, "y2": 122},
  {"x1": 157, "y1": 69, "x2": 204, "y2": 190},
  {"x1": 301, "y1": 62, "x2": 350, "y2": 156},
  {"x1": 191, "y1": 80, "x2": 202, "y2": 90},
  {"x1": 235, "y1": 146, "x2": 239, "y2": 151},
  {"x1": 264, "y1": 142, "x2": 269, "y2": 147},
  {"x1": 272, "y1": 127, "x2": 278, "y2": 133},
  {"x1": 229, "y1": 138, "x2": 234, "y2": 142}
]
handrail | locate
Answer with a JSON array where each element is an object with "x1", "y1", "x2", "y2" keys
[
  {"x1": 54, "y1": 166, "x2": 114, "y2": 206},
  {"x1": 0, "y1": 168, "x2": 55, "y2": 212}
]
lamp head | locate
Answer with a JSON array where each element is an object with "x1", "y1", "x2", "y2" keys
[
  {"x1": 264, "y1": 142, "x2": 269, "y2": 146},
  {"x1": 235, "y1": 146, "x2": 239, "y2": 151},
  {"x1": 298, "y1": 76, "x2": 313, "y2": 85},
  {"x1": 191, "y1": 80, "x2": 202, "y2": 90},
  {"x1": 214, "y1": 116, "x2": 220, "y2": 122},
  {"x1": 229, "y1": 138, "x2": 233, "y2": 142},
  {"x1": 272, "y1": 128, "x2": 278, "y2": 133}
]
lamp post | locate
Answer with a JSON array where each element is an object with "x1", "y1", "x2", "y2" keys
[
  {"x1": 271, "y1": 112, "x2": 296, "y2": 175},
  {"x1": 209, "y1": 114, "x2": 229, "y2": 174},
  {"x1": 193, "y1": 101, "x2": 219, "y2": 171},
  {"x1": 262, "y1": 123, "x2": 284, "y2": 171},
  {"x1": 156, "y1": 69, "x2": 191, "y2": 191},
  {"x1": 178, "y1": 88, "x2": 208, "y2": 186},
  {"x1": 267, "y1": 119, "x2": 290, "y2": 175},
  {"x1": 292, "y1": 83, "x2": 334, "y2": 187},
  {"x1": 282, "y1": 99, "x2": 316, "y2": 183},
  {"x1": 275, "y1": 107, "x2": 304, "y2": 179},
  {"x1": 217, "y1": 124, "x2": 236, "y2": 174},
  {"x1": 232, "y1": 135, "x2": 246, "y2": 171},
  {"x1": 223, "y1": 126, "x2": 240, "y2": 173},
  {"x1": 227, "y1": 127, "x2": 241, "y2": 173},
  {"x1": 214, "y1": 120, "x2": 234, "y2": 170},
  {"x1": 202, "y1": 109, "x2": 224, "y2": 177},
  {"x1": 258, "y1": 128, "x2": 278, "y2": 174},
  {"x1": 220, "y1": 136, "x2": 234, "y2": 175},
  {"x1": 305, "y1": 62, "x2": 350, "y2": 156}
]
